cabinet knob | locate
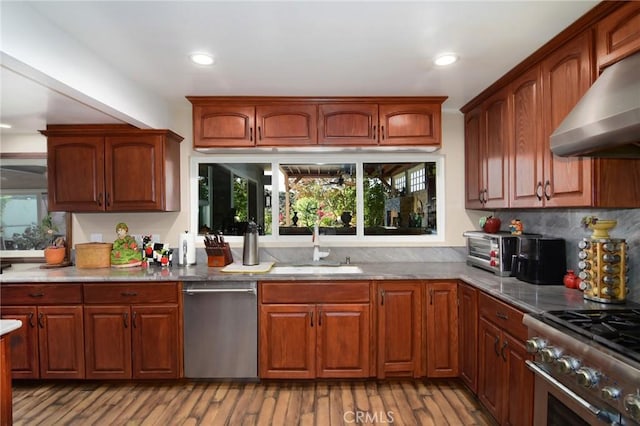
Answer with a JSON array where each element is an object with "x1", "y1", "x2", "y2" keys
[
  {"x1": 535, "y1": 182, "x2": 543, "y2": 201},
  {"x1": 544, "y1": 180, "x2": 551, "y2": 200}
]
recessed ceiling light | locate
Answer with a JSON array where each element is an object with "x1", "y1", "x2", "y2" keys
[
  {"x1": 434, "y1": 53, "x2": 458, "y2": 66},
  {"x1": 189, "y1": 53, "x2": 215, "y2": 66},
  {"x1": 0, "y1": 123, "x2": 12, "y2": 129}
]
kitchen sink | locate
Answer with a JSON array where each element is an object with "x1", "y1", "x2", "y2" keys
[{"x1": 270, "y1": 265, "x2": 363, "y2": 275}]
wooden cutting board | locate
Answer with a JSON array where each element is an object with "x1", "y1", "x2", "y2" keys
[{"x1": 221, "y1": 261, "x2": 274, "y2": 273}]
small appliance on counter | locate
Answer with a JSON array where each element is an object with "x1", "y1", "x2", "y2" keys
[
  {"x1": 578, "y1": 237, "x2": 629, "y2": 304},
  {"x1": 178, "y1": 230, "x2": 196, "y2": 265},
  {"x1": 463, "y1": 230, "x2": 540, "y2": 276},
  {"x1": 242, "y1": 219, "x2": 259, "y2": 266},
  {"x1": 512, "y1": 236, "x2": 566, "y2": 285}
]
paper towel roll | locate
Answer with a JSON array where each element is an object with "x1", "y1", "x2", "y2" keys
[{"x1": 178, "y1": 231, "x2": 196, "y2": 265}]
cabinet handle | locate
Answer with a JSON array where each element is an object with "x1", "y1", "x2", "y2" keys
[
  {"x1": 372, "y1": 125, "x2": 377, "y2": 139},
  {"x1": 496, "y1": 311, "x2": 508, "y2": 320},
  {"x1": 318, "y1": 311, "x2": 322, "y2": 326},
  {"x1": 123, "y1": 312, "x2": 129, "y2": 328},
  {"x1": 478, "y1": 191, "x2": 484, "y2": 204},
  {"x1": 258, "y1": 126, "x2": 262, "y2": 140},
  {"x1": 38, "y1": 312, "x2": 45, "y2": 329},
  {"x1": 310, "y1": 311, "x2": 314, "y2": 327},
  {"x1": 544, "y1": 180, "x2": 551, "y2": 200},
  {"x1": 501, "y1": 341, "x2": 508, "y2": 361},
  {"x1": 381, "y1": 125, "x2": 385, "y2": 140},
  {"x1": 106, "y1": 192, "x2": 111, "y2": 207},
  {"x1": 249, "y1": 126, "x2": 253, "y2": 142},
  {"x1": 97, "y1": 193, "x2": 102, "y2": 207},
  {"x1": 430, "y1": 289, "x2": 434, "y2": 305},
  {"x1": 29, "y1": 292, "x2": 44, "y2": 298},
  {"x1": 494, "y1": 336, "x2": 500, "y2": 357},
  {"x1": 120, "y1": 291, "x2": 138, "y2": 297},
  {"x1": 28, "y1": 312, "x2": 35, "y2": 328},
  {"x1": 536, "y1": 182, "x2": 543, "y2": 201},
  {"x1": 132, "y1": 311, "x2": 137, "y2": 328},
  {"x1": 483, "y1": 189, "x2": 488, "y2": 204},
  {"x1": 380, "y1": 289, "x2": 385, "y2": 306}
]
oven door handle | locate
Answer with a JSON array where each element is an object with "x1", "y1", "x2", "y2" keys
[{"x1": 526, "y1": 361, "x2": 610, "y2": 421}]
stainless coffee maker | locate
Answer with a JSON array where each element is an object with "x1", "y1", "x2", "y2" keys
[{"x1": 242, "y1": 219, "x2": 259, "y2": 266}]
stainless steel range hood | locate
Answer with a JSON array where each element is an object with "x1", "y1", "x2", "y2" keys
[{"x1": 550, "y1": 51, "x2": 640, "y2": 158}]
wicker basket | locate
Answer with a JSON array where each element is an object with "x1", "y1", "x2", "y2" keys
[{"x1": 75, "y1": 243, "x2": 113, "y2": 268}]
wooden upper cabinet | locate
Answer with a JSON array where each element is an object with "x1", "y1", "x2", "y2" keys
[
  {"x1": 47, "y1": 135, "x2": 105, "y2": 212},
  {"x1": 509, "y1": 65, "x2": 544, "y2": 208},
  {"x1": 192, "y1": 105, "x2": 255, "y2": 147},
  {"x1": 255, "y1": 104, "x2": 317, "y2": 146},
  {"x1": 318, "y1": 103, "x2": 378, "y2": 145},
  {"x1": 483, "y1": 91, "x2": 509, "y2": 209},
  {"x1": 189, "y1": 97, "x2": 446, "y2": 148},
  {"x1": 596, "y1": 1, "x2": 640, "y2": 70},
  {"x1": 542, "y1": 32, "x2": 594, "y2": 208},
  {"x1": 464, "y1": 107, "x2": 484, "y2": 209},
  {"x1": 43, "y1": 125, "x2": 182, "y2": 212},
  {"x1": 379, "y1": 103, "x2": 441, "y2": 146}
]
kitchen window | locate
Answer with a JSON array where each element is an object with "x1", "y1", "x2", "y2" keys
[{"x1": 192, "y1": 152, "x2": 445, "y2": 244}]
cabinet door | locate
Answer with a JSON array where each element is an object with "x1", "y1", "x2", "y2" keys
[
  {"x1": 464, "y1": 107, "x2": 484, "y2": 209},
  {"x1": 425, "y1": 283, "x2": 458, "y2": 377},
  {"x1": 105, "y1": 135, "x2": 165, "y2": 211},
  {"x1": 478, "y1": 317, "x2": 503, "y2": 422},
  {"x1": 193, "y1": 105, "x2": 256, "y2": 147},
  {"x1": 596, "y1": 1, "x2": 640, "y2": 70},
  {"x1": 458, "y1": 283, "x2": 478, "y2": 393},
  {"x1": 483, "y1": 91, "x2": 510, "y2": 209},
  {"x1": 542, "y1": 32, "x2": 594, "y2": 207},
  {"x1": 503, "y1": 332, "x2": 534, "y2": 426},
  {"x1": 379, "y1": 104, "x2": 441, "y2": 146},
  {"x1": 131, "y1": 305, "x2": 180, "y2": 379},
  {"x1": 259, "y1": 304, "x2": 316, "y2": 379},
  {"x1": 38, "y1": 306, "x2": 84, "y2": 379},
  {"x1": 1, "y1": 307, "x2": 39, "y2": 379},
  {"x1": 318, "y1": 103, "x2": 378, "y2": 145},
  {"x1": 256, "y1": 105, "x2": 317, "y2": 146},
  {"x1": 376, "y1": 282, "x2": 422, "y2": 378},
  {"x1": 84, "y1": 305, "x2": 132, "y2": 379},
  {"x1": 509, "y1": 65, "x2": 544, "y2": 208},
  {"x1": 317, "y1": 304, "x2": 370, "y2": 378},
  {"x1": 47, "y1": 136, "x2": 105, "y2": 211}
]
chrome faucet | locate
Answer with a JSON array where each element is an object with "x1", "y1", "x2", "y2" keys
[{"x1": 312, "y1": 222, "x2": 330, "y2": 262}]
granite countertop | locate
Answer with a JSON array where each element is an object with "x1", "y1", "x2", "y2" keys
[
  {"x1": 0, "y1": 261, "x2": 631, "y2": 314},
  {"x1": 0, "y1": 319, "x2": 22, "y2": 337}
]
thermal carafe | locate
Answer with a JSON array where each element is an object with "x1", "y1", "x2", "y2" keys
[
  {"x1": 178, "y1": 230, "x2": 196, "y2": 265},
  {"x1": 242, "y1": 220, "x2": 259, "y2": 266}
]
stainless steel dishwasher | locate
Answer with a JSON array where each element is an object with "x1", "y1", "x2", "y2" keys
[{"x1": 183, "y1": 281, "x2": 258, "y2": 378}]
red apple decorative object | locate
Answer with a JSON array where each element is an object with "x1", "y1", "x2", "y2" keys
[{"x1": 480, "y1": 216, "x2": 501, "y2": 233}]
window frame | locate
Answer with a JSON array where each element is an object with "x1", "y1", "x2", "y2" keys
[{"x1": 191, "y1": 152, "x2": 445, "y2": 246}]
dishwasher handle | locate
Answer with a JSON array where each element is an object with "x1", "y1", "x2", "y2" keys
[{"x1": 184, "y1": 287, "x2": 256, "y2": 295}]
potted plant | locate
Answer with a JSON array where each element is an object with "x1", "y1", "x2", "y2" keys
[{"x1": 41, "y1": 214, "x2": 66, "y2": 265}]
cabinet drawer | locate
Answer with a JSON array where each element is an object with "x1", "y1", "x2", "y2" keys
[
  {"x1": 261, "y1": 281, "x2": 370, "y2": 304},
  {"x1": 478, "y1": 292, "x2": 528, "y2": 340},
  {"x1": 1, "y1": 284, "x2": 82, "y2": 305},
  {"x1": 84, "y1": 282, "x2": 178, "y2": 304}
]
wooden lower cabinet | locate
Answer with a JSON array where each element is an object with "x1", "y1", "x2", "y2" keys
[
  {"x1": 0, "y1": 284, "x2": 85, "y2": 380},
  {"x1": 478, "y1": 293, "x2": 533, "y2": 426},
  {"x1": 425, "y1": 281, "x2": 458, "y2": 377},
  {"x1": 458, "y1": 282, "x2": 478, "y2": 393},
  {"x1": 376, "y1": 281, "x2": 422, "y2": 378},
  {"x1": 83, "y1": 283, "x2": 182, "y2": 379},
  {"x1": 259, "y1": 281, "x2": 371, "y2": 379}
]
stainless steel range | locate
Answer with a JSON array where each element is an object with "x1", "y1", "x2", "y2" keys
[{"x1": 524, "y1": 309, "x2": 640, "y2": 425}]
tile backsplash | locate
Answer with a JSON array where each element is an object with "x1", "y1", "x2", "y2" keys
[{"x1": 494, "y1": 208, "x2": 640, "y2": 303}]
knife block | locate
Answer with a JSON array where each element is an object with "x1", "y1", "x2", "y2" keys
[{"x1": 206, "y1": 243, "x2": 233, "y2": 267}]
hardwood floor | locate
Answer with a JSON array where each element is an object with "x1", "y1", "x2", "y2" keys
[{"x1": 12, "y1": 379, "x2": 494, "y2": 425}]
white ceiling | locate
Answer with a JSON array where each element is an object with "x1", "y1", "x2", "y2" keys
[{"x1": 1, "y1": 1, "x2": 599, "y2": 135}]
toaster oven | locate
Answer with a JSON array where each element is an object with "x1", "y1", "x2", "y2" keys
[{"x1": 463, "y1": 231, "x2": 538, "y2": 276}]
